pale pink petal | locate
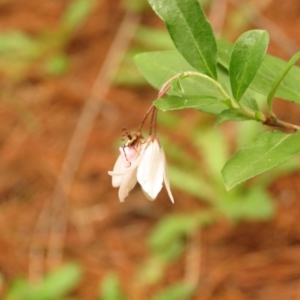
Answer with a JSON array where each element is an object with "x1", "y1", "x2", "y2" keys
[
  {"x1": 109, "y1": 145, "x2": 143, "y2": 187},
  {"x1": 121, "y1": 146, "x2": 139, "y2": 168}
]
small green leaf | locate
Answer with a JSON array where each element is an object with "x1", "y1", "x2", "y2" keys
[
  {"x1": 154, "y1": 95, "x2": 228, "y2": 114},
  {"x1": 222, "y1": 130, "x2": 300, "y2": 190},
  {"x1": 0, "y1": 32, "x2": 35, "y2": 57},
  {"x1": 137, "y1": 257, "x2": 165, "y2": 285},
  {"x1": 45, "y1": 54, "x2": 69, "y2": 76},
  {"x1": 32, "y1": 263, "x2": 82, "y2": 300},
  {"x1": 148, "y1": 0, "x2": 217, "y2": 78},
  {"x1": 4, "y1": 263, "x2": 82, "y2": 300},
  {"x1": 149, "y1": 215, "x2": 197, "y2": 253},
  {"x1": 61, "y1": 0, "x2": 94, "y2": 31},
  {"x1": 216, "y1": 109, "x2": 253, "y2": 125},
  {"x1": 218, "y1": 40, "x2": 300, "y2": 104},
  {"x1": 100, "y1": 273, "x2": 127, "y2": 300},
  {"x1": 229, "y1": 30, "x2": 269, "y2": 101},
  {"x1": 171, "y1": 77, "x2": 184, "y2": 93}
]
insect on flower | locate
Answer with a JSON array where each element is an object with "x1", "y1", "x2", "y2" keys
[
  {"x1": 109, "y1": 90, "x2": 174, "y2": 203},
  {"x1": 121, "y1": 128, "x2": 143, "y2": 167},
  {"x1": 108, "y1": 133, "x2": 174, "y2": 203}
]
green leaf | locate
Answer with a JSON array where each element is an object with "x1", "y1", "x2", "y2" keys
[
  {"x1": 135, "y1": 51, "x2": 221, "y2": 97},
  {"x1": 168, "y1": 165, "x2": 217, "y2": 201},
  {"x1": 218, "y1": 187, "x2": 274, "y2": 221},
  {"x1": 4, "y1": 263, "x2": 81, "y2": 300},
  {"x1": 135, "y1": 26, "x2": 175, "y2": 49},
  {"x1": 4, "y1": 278, "x2": 30, "y2": 300},
  {"x1": 45, "y1": 54, "x2": 69, "y2": 76},
  {"x1": 61, "y1": 0, "x2": 94, "y2": 31},
  {"x1": 135, "y1": 50, "x2": 259, "y2": 110},
  {"x1": 32, "y1": 263, "x2": 81, "y2": 300},
  {"x1": 0, "y1": 32, "x2": 35, "y2": 57},
  {"x1": 100, "y1": 273, "x2": 127, "y2": 300},
  {"x1": 222, "y1": 130, "x2": 300, "y2": 190},
  {"x1": 148, "y1": 0, "x2": 217, "y2": 79},
  {"x1": 154, "y1": 95, "x2": 228, "y2": 114},
  {"x1": 137, "y1": 257, "x2": 166, "y2": 285},
  {"x1": 229, "y1": 30, "x2": 269, "y2": 101},
  {"x1": 150, "y1": 282, "x2": 195, "y2": 300},
  {"x1": 216, "y1": 109, "x2": 253, "y2": 125},
  {"x1": 267, "y1": 51, "x2": 300, "y2": 114},
  {"x1": 218, "y1": 40, "x2": 300, "y2": 104},
  {"x1": 171, "y1": 77, "x2": 184, "y2": 93},
  {"x1": 241, "y1": 95, "x2": 259, "y2": 111},
  {"x1": 149, "y1": 215, "x2": 197, "y2": 253}
]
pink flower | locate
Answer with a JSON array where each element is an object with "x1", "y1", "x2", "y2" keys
[{"x1": 108, "y1": 137, "x2": 174, "y2": 203}]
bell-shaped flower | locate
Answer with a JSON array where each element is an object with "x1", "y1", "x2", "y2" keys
[
  {"x1": 137, "y1": 138, "x2": 174, "y2": 203},
  {"x1": 108, "y1": 144, "x2": 142, "y2": 202},
  {"x1": 108, "y1": 137, "x2": 174, "y2": 203}
]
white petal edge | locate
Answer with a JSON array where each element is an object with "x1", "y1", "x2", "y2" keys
[
  {"x1": 118, "y1": 168, "x2": 138, "y2": 202},
  {"x1": 137, "y1": 140, "x2": 164, "y2": 200},
  {"x1": 162, "y1": 150, "x2": 175, "y2": 203},
  {"x1": 109, "y1": 154, "x2": 124, "y2": 187}
]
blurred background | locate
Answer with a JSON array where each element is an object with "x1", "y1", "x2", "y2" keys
[{"x1": 1, "y1": 0, "x2": 300, "y2": 299}]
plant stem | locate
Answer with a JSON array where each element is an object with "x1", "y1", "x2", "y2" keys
[
  {"x1": 157, "y1": 71, "x2": 300, "y2": 133},
  {"x1": 137, "y1": 104, "x2": 154, "y2": 132},
  {"x1": 263, "y1": 116, "x2": 300, "y2": 132}
]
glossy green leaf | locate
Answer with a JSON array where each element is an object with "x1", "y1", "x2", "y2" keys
[
  {"x1": 222, "y1": 130, "x2": 300, "y2": 190},
  {"x1": 218, "y1": 40, "x2": 300, "y2": 104},
  {"x1": 229, "y1": 30, "x2": 269, "y2": 101},
  {"x1": 154, "y1": 95, "x2": 228, "y2": 114},
  {"x1": 148, "y1": 0, "x2": 217, "y2": 79},
  {"x1": 216, "y1": 109, "x2": 253, "y2": 125}
]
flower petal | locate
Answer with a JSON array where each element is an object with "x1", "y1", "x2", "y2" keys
[
  {"x1": 108, "y1": 145, "x2": 145, "y2": 187},
  {"x1": 137, "y1": 139, "x2": 164, "y2": 200},
  {"x1": 109, "y1": 154, "x2": 125, "y2": 187},
  {"x1": 162, "y1": 151, "x2": 175, "y2": 203},
  {"x1": 118, "y1": 168, "x2": 138, "y2": 202}
]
